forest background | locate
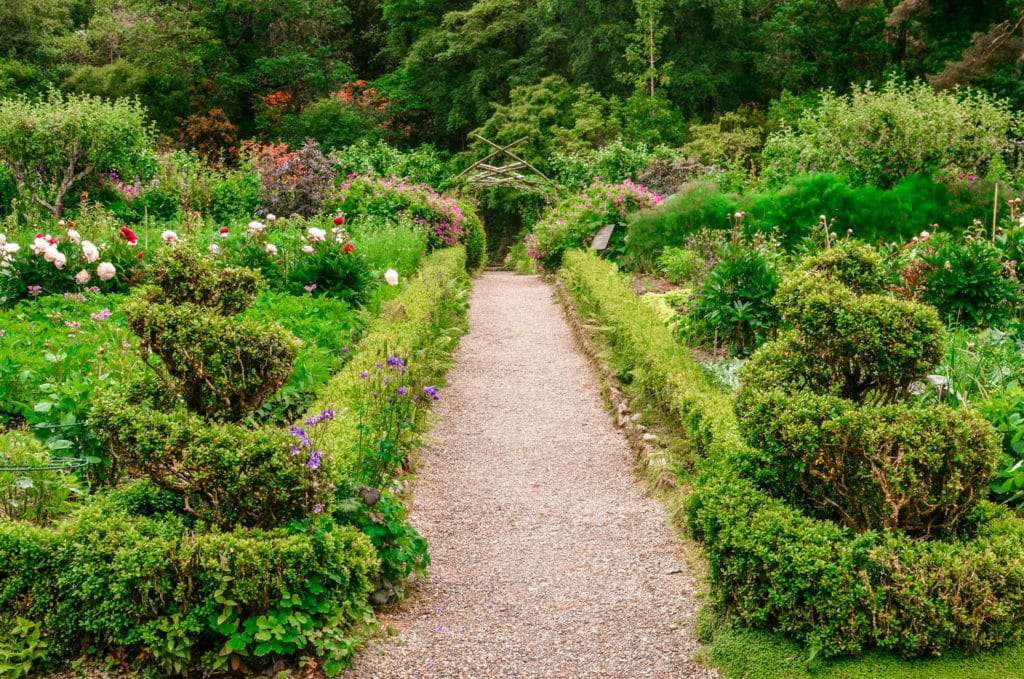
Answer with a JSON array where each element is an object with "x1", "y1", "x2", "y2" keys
[{"x1": 4, "y1": 0, "x2": 1022, "y2": 169}]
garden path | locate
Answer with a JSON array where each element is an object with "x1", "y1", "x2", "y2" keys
[{"x1": 344, "y1": 271, "x2": 717, "y2": 678}]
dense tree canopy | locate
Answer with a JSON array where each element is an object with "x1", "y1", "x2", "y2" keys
[{"x1": 0, "y1": 0, "x2": 1022, "y2": 155}]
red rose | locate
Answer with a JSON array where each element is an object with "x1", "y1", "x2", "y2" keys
[
  {"x1": 219, "y1": 227, "x2": 229, "y2": 234},
  {"x1": 343, "y1": 242, "x2": 355, "y2": 254},
  {"x1": 333, "y1": 216, "x2": 345, "y2": 225},
  {"x1": 137, "y1": 251, "x2": 144, "y2": 259}
]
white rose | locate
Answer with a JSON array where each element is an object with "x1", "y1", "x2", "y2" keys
[
  {"x1": 265, "y1": 243, "x2": 278, "y2": 255},
  {"x1": 307, "y1": 227, "x2": 326, "y2": 242},
  {"x1": 248, "y1": 220, "x2": 265, "y2": 234},
  {"x1": 43, "y1": 246, "x2": 58, "y2": 263},
  {"x1": 384, "y1": 269, "x2": 399, "y2": 286},
  {"x1": 75, "y1": 269, "x2": 91, "y2": 284},
  {"x1": 66, "y1": 229, "x2": 81, "y2": 244},
  {"x1": 32, "y1": 237, "x2": 48, "y2": 254},
  {"x1": 4, "y1": 243, "x2": 20, "y2": 254},
  {"x1": 266, "y1": 214, "x2": 276, "y2": 222},
  {"x1": 53, "y1": 252, "x2": 67, "y2": 269},
  {"x1": 96, "y1": 261, "x2": 116, "y2": 281},
  {"x1": 161, "y1": 230, "x2": 179, "y2": 243},
  {"x1": 301, "y1": 245, "x2": 315, "y2": 254},
  {"x1": 209, "y1": 243, "x2": 221, "y2": 255},
  {"x1": 81, "y1": 241, "x2": 99, "y2": 263}
]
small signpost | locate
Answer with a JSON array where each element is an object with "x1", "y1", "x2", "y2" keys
[{"x1": 591, "y1": 225, "x2": 615, "y2": 250}]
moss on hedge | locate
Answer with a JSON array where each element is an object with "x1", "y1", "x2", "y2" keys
[{"x1": 558, "y1": 249, "x2": 1024, "y2": 662}]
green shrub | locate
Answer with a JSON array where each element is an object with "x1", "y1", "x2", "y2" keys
[
  {"x1": 912, "y1": 230, "x2": 1020, "y2": 329},
  {"x1": 684, "y1": 239, "x2": 782, "y2": 356},
  {"x1": 625, "y1": 182, "x2": 742, "y2": 266},
  {"x1": 123, "y1": 247, "x2": 294, "y2": 422},
  {"x1": 655, "y1": 246, "x2": 704, "y2": 284},
  {"x1": 559, "y1": 248, "x2": 1024, "y2": 659},
  {"x1": 761, "y1": 80, "x2": 1015, "y2": 188},
  {"x1": 0, "y1": 498, "x2": 377, "y2": 676},
  {"x1": 736, "y1": 244, "x2": 999, "y2": 536}
]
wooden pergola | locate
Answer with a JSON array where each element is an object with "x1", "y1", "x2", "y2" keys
[{"x1": 457, "y1": 134, "x2": 553, "y2": 193}]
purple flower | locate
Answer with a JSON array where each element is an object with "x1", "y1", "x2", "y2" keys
[
  {"x1": 307, "y1": 450, "x2": 323, "y2": 470},
  {"x1": 397, "y1": 387, "x2": 408, "y2": 396},
  {"x1": 423, "y1": 386, "x2": 439, "y2": 401},
  {"x1": 386, "y1": 355, "x2": 405, "y2": 370},
  {"x1": 375, "y1": 362, "x2": 383, "y2": 370},
  {"x1": 342, "y1": 346, "x2": 349, "y2": 354},
  {"x1": 313, "y1": 504, "x2": 323, "y2": 514},
  {"x1": 360, "y1": 371, "x2": 369, "y2": 379}
]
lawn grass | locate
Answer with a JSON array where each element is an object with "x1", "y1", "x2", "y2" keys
[{"x1": 703, "y1": 609, "x2": 1024, "y2": 679}]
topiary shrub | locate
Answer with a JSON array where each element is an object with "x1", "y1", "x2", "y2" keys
[
  {"x1": 90, "y1": 244, "x2": 327, "y2": 529},
  {"x1": 123, "y1": 247, "x2": 295, "y2": 422},
  {"x1": 736, "y1": 243, "x2": 1000, "y2": 537}
]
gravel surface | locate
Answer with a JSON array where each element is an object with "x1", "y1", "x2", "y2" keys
[{"x1": 344, "y1": 271, "x2": 719, "y2": 679}]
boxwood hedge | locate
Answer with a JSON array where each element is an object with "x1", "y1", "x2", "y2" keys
[{"x1": 558, "y1": 249, "x2": 1024, "y2": 660}]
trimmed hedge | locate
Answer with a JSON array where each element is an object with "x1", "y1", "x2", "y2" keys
[
  {"x1": 0, "y1": 492, "x2": 377, "y2": 676},
  {"x1": 305, "y1": 245, "x2": 469, "y2": 477},
  {"x1": 558, "y1": 249, "x2": 1024, "y2": 659}
]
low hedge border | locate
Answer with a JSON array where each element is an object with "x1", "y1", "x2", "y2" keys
[
  {"x1": 557, "y1": 249, "x2": 1024, "y2": 660},
  {"x1": 304, "y1": 245, "x2": 470, "y2": 477},
  {"x1": 0, "y1": 246, "x2": 471, "y2": 677}
]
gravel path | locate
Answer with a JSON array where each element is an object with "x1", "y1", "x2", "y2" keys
[{"x1": 344, "y1": 271, "x2": 717, "y2": 679}]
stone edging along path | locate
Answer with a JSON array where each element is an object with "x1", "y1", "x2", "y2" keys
[{"x1": 343, "y1": 271, "x2": 719, "y2": 678}]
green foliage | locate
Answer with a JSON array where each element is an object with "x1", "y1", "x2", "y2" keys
[
  {"x1": 331, "y1": 140, "x2": 452, "y2": 187},
  {"x1": 685, "y1": 239, "x2": 782, "y2": 356},
  {"x1": 914, "y1": 230, "x2": 1021, "y2": 329},
  {"x1": 352, "y1": 217, "x2": 428, "y2": 280},
  {"x1": 655, "y1": 246, "x2": 702, "y2": 284},
  {"x1": 90, "y1": 389, "x2": 328, "y2": 529},
  {"x1": 736, "y1": 243, "x2": 999, "y2": 537},
  {"x1": 333, "y1": 481, "x2": 430, "y2": 598},
  {"x1": 0, "y1": 498, "x2": 378, "y2": 675},
  {"x1": 560, "y1": 248, "x2": 1024, "y2": 660},
  {"x1": 625, "y1": 182, "x2": 741, "y2": 266},
  {"x1": 279, "y1": 96, "x2": 383, "y2": 152},
  {"x1": 124, "y1": 247, "x2": 294, "y2": 422},
  {"x1": 550, "y1": 140, "x2": 670, "y2": 188},
  {"x1": 0, "y1": 89, "x2": 156, "y2": 218},
  {"x1": 0, "y1": 430, "x2": 83, "y2": 525},
  {"x1": 761, "y1": 80, "x2": 1016, "y2": 188}
]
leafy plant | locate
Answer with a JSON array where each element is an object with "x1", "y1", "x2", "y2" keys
[
  {"x1": 0, "y1": 430, "x2": 84, "y2": 525},
  {"x1": 685, "y1": 237, "x2": 782, "y2": 356}
]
